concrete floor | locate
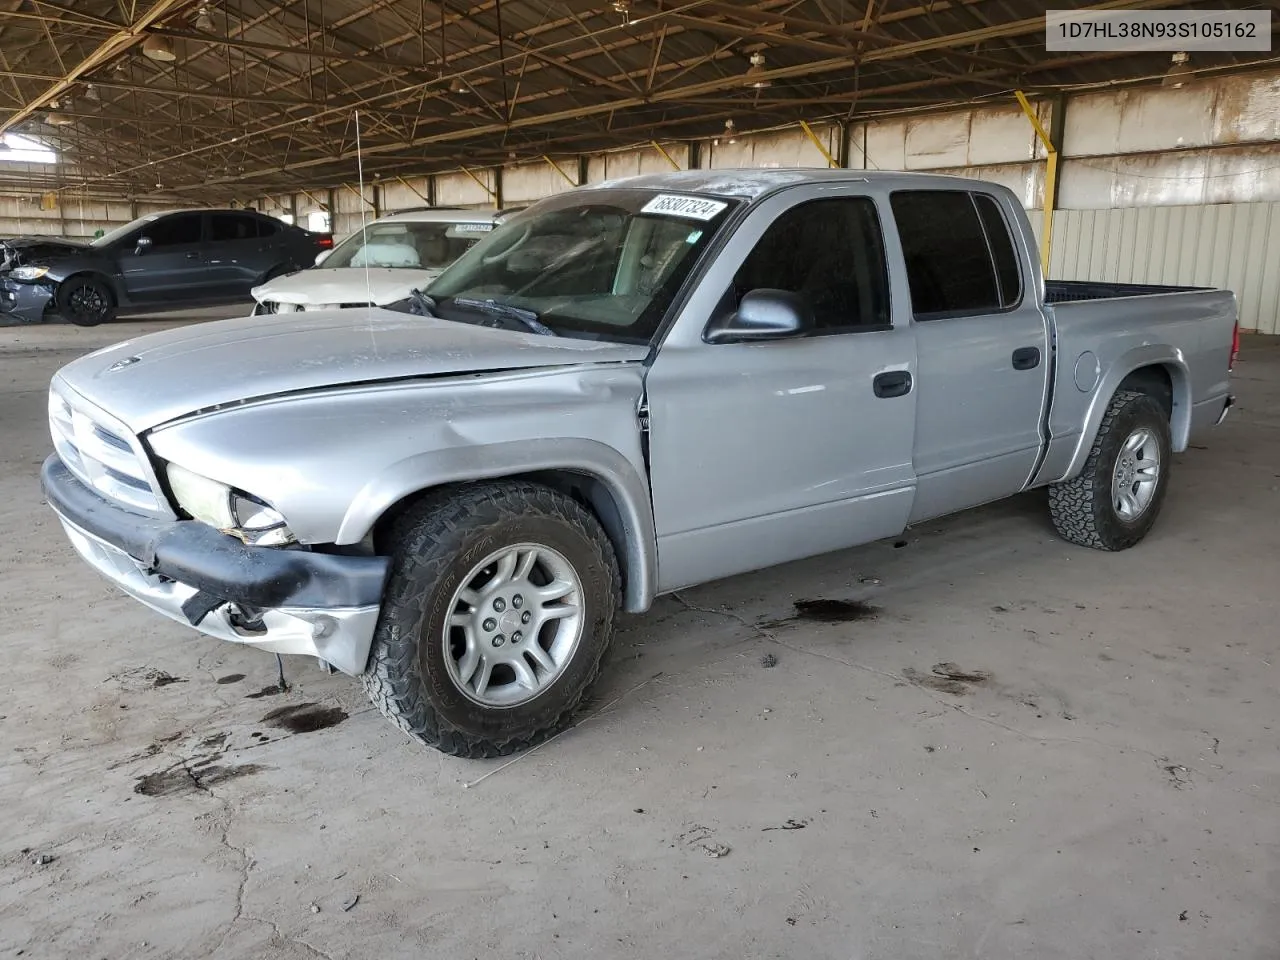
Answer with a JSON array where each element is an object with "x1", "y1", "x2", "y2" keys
[{"x1": 2, "y1": 317, "x2": 1277, "y2": 960}]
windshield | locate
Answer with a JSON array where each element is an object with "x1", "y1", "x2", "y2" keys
[
  {"x1": 91, "y1": 214, "x2": 158, "y2": 248},
  {"x1": 427, "y1": 189, "x2": 739, "y2": 343},
  {"x1": 323, "y1": 220, "x2": 492, "y2": 270}
]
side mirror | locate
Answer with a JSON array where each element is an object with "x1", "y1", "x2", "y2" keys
[
  {"x1": 134, "y1": 236, "x2": 152, "y2": 254},
  {"x1": 314, "y1": 249, "x2": 332, "y2": 267},
  {"x1": 704, "y1": 288, "x2": 813, "y2": 344}
]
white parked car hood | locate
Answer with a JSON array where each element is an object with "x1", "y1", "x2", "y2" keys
[{"x1": 251, "y1": 267, "x2": 442, "y2": 307}]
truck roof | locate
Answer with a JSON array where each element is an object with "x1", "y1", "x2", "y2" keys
[{"x1": 584, "y1": 167, "x2": 1000, "y2": 200}]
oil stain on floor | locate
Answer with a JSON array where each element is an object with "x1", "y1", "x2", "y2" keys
[
  {"x1": 261, "y1": 702, "x2": 348, "y2": 734},
  {"x1": 761, "y1": 598, "x2": 882, "y2": 630},
  {"x1": 792, "y1": 599, "x2": 881, "y2": 623},
  {"x1": 244, "y1": 685, "x2": 288, "y2": 700},
  {"x1": 902, "y1": 662, "x2": 992, "y2": 695},
  {"x1": 134, "y1": 763, "x2": 267, "y2": 797}
]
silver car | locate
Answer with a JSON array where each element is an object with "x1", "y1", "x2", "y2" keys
[{"x1": 42, "y1": 170, "x2": 1237, "y2": 757}]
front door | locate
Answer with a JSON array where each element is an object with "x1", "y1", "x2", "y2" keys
[
  {"x1": 887, "y1": 189, "x2": 1051, "y2": 523},
  {"x1": 116, "y1": 212, "x2": 208, "y2": 303},
  {"x1": 645, "y1": 188, "x2": 918, "y2": 593}
]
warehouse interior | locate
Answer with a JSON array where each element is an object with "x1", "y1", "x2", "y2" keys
[{"x1": 2, "y1": 2, "x2": 1278, "y2": 958}]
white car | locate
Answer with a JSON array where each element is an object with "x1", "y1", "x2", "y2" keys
[{"x1": 250, "y1": 208, "x2": 498, "y2": 314}]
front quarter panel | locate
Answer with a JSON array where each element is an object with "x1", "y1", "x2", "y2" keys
[
  {"x1": 42, "y1": 254, "x2": 125, "y2": 302},
  {"x1": 145, "y1": 364, "x2": 657, "y2": 609}
]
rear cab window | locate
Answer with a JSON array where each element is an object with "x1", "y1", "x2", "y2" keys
[{"x1": 890, "y1": 189, "x2": 1024, "y2": 320}]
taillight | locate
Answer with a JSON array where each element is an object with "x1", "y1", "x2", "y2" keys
[
  {"x1": 1230, "y1": 321, "x2": 1240, "y2": 372},
  {"x1": 318, "y1": 235, "x2": 333, "y2": 249}
]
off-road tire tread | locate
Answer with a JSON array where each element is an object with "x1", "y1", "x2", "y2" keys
[
  {"x1": 361, "y1": 481, "x2": 620, "y2": 758},
  {"x1": 1047, "y1": 389, "x2": 1170, "y2": 551}
]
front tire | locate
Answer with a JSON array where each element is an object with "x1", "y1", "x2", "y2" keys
[
  {"x1": 362, "y1": 481, "x2": 621, "y2": 758},
  {"x1": 56, "y1": 275, "x2": 115, "y2": 326},
  {"x1": 1048, "y1": 389, "x2": 1172, "y2": 550}
]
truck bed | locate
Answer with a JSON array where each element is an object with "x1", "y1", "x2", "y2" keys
[{"x1": 1044, "y1": 280, "x2": 1208, "y2": 304}]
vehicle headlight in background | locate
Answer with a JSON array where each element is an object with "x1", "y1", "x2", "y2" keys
[
  {"x1": 10, "y1": 265, "x2": 50, "y2": 281},
  {"x1": 166, "y1": 463, "x2": 296, "y2": 547}
]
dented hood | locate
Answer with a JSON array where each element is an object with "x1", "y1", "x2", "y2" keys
[
  {"x1": 53, "y1": 308, "x2": 649, "y2": 432},
  {"x1": 251, "y1": 267, "x2": 440, "y2": 307}
]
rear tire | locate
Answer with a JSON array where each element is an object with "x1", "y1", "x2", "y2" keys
[
  {"x1": 361, "y1": 481, "x2": 620, "y2": 758},
  {"x1": 1048, "y1": 389, "x2": 1172, "y2": 550},
  {"x1": 56, "y1": 275, "x2": 115, "y2": 326}
]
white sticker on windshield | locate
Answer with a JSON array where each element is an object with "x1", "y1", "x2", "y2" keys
[
  {"x1": 452, "y1": 222, "x2": 494, "y2": 233},
  {"x1": 641, "y1": 194, "x2": 728, "y2": 221}
]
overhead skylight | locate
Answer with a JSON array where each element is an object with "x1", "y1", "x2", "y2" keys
[{"x1": 0, "y1": 133, "x2": 57, "y2": 164}]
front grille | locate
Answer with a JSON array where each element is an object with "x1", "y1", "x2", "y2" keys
[
  {"x1": 48, "y1": 388, "x2": 160, "y2": 512},
  {"x1": 300, "y1": 302, "x2": 372, "y2": 311},
  {"x1": 256, "y1": 301, "x2": 302, "y2": 315}
]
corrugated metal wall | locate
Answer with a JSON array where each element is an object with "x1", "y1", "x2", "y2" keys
[
  {"x1": 0, "y1": 197, "x2": 173, "y2": 239},
  {"x1": 1028, "y1": 202, "x2": 1280, "y2": 334}
]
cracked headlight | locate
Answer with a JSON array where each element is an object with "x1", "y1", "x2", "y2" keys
[
  {"x1": 166, "y1": 463, "x2": 296, "y2": 547},
  {"x1": 10, "y1": 265, "x2": 50, "y2": 281}
]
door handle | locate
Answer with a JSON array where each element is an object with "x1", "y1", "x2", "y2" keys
[
  {"x1": 1012, "y1": 346, "x2": 1041, "y2": 370},
  {"x1": 873, "y1": 370, "x2": 913, "y2": 399},
  {"x1": 185, "y1": 252, "x2": 200, "y2": 260}
]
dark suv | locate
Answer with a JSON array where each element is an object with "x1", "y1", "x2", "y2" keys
[{"x1": 0, "y1": 209, "x2": 332, "y2": 326}]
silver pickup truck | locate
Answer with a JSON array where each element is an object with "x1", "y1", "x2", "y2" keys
[{"x1": 42, "y1": 170, "x2": 1237, "y2": 758}]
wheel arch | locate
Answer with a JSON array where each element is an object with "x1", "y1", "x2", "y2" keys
[
  {"x1": 338, "y1": 440, "x2": 658, "y2": 614},
  {"x1": 58, "y1": 269, "x2": 120, "y2": 305},
  {"x1": 1062, "y1": 348, "x2": 1192, "y2": 481}
]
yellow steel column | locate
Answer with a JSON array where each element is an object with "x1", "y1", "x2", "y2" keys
[
  {"x1": 651, "y1": 141, "x2": 681, "y2": 170},
  {"x1": 459, "y1": 165, "x2": 499, "y2": 208},
  {"x1": 799, "y1": 120, "x2": 839, "y2": 169},
  {"x1": 543, "y1": 156, "x2": 578, "y2": 186},
  {"x1": 1015, "y1": 89, "x2": 1057, "y2": 278}
]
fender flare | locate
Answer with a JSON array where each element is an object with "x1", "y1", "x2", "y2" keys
[
  {"x1": 335, "y1": 437, "x2": 658, "y2": 613},
  {"x1": 56, "y1": 269, "x2": 122, "y2": 306},
  {"x1": 1061, "y1": 344, "x2": 1192, "y2": 480}
]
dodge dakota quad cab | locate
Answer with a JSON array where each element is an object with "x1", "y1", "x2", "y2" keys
[{"x1": 41, "y1": 170, "x2": 1238, "y2": 758}]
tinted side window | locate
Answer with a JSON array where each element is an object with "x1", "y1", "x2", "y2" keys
[
  {"x1": 256, "y1": 217, "x2": 280, "y2": 238},
  {"x1": 209, "y1": 214, "x2": 258, "y2": 242},
  {"x1": 890, "y1": 191, "x2": 999, "y2": 318},
  {"x1": 733, "y1": 197, "x2": 890, "y2": 332},
  {"x1": 974, "y1": 194, "x2": 1021, "y2": 308},
  {"x1": 145, "y1": 213, "x2": 203, "y2": 247}
]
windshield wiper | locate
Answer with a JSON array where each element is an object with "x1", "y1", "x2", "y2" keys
[
  {"x1": 449, "y1": 297, "x2": 558, "y2": 337},
  {"x1": 404, "y1": 288, "x2": 438, "y2": 317}
]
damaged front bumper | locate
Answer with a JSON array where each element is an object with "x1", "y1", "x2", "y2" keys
[
  {"x1": 41, "y1": 455, "x2": 389, "y2": 675},
  {"x1": 0, "y1": 278, "x2": 54, "y2": 324}
]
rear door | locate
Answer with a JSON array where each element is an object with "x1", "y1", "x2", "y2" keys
[
  {"x1": 645, "y1": 187, "x2": 918, "y2": 592},
  {"x1": 115, "y1": 212, "x2": 207, "y2": 303},
  {"x1": 888, "y1": 189, "x2": 1050, "y2": 523},
  {"x1": 204, "y1": 212, "x2": 273, "y2": 296}
]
